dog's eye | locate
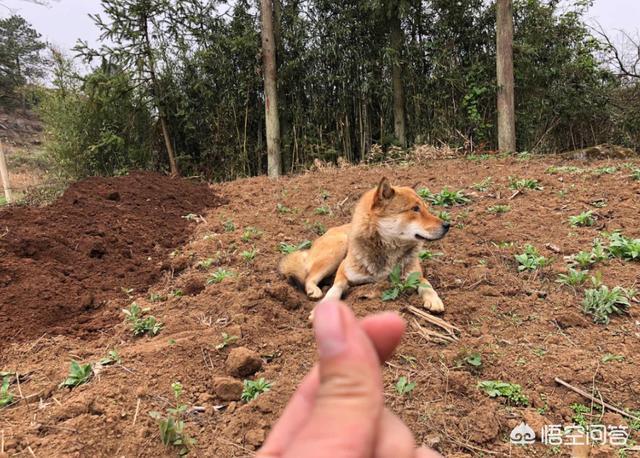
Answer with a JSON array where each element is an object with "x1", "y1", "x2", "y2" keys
[{"x1": 412, "y1": 205, "x2": 420, "y2": 212}]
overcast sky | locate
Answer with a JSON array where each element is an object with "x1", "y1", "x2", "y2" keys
[{"x1": 1, "y1": 0, "x2": 639, "y2": 54}]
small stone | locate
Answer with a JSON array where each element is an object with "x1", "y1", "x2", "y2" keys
[
  {"x1": 555, "y1": 311, "x2": 589, "y2": 328},
  {"x1": 106, "y1": 191, "x2": 120, "y2": 201},
  {"x1": 245, "y1": 429, "x2": 266, "y2": 448},
  {"x1": 226, "y1": 347, "x2": 263, "y2": 377},
  {"x1": 213, "y1": 377, "x2": 244, "y2": 401}
]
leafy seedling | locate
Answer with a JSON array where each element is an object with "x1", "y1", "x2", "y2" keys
[
  {"x1": 241, "y1": 248, "x2": 258, "y2": 263},
  {"x1": 436, "y1": 210, "x2": 451, "y2": 222},
  {"x1": 478, "y1": 380, "x2": 529, "y2": 406},
  {"x1": 509, "y1": 177, "x2": 542, "y2": 191},
  {"x1": 571, "y1": 403, "x2": 591, "y2": 428},
  {"x1": 569, "y1": 211, "x2": 596, "y2": 227},
  {"x1": 207, "y1": 268, "x2": 234, "y2": 284},
  {"x1": 241, "y1": 378, "x2": 272, "y2": 402},
  {"x1": 592, "y1": 166, "x2": 617, "y2": 175},
  {"x1": 487, "y1": 204, "x2": 510, "y2": 214},
  {"x1": 149, "y1": 382, "x2": 196, "y2": 455},
  {"x1": 0, "y1": 376, "x2": 14, "y2": 408},
  {"x1": 395, "y1": 376, "x2": 416, "y2": 396},
  {"x1": 606, "y1": 232, "x2": 640, "y2": 261},
  {"x1": 221, "y1": 219, "x2": 236, "y2": 232},
  {"x1": 631, "y1": 168, "x2": 640, "y2": 181},
  {"x1": 601, "y1": 354, "x2": 625, "y2": 363},
  {"x1": 241, "y1": 226, "x2": 262, "y2": 242},
  {"x1": 381, "y1": 265, "x2": 427, "y2": 301},
  {"x1": 196, "y1": 258, "x2": 215, "y2": 270},
  {"x1": 170, "y1": 289, "x2": 184, "y2": 298},
  {"x1": 464, "y1": 353, "x2": 483, "y2": 370},
  {"x1": 471, "y1": 177, "x2": 493, "y2": 191},
  {"x1": 429, "y1": 188, "x2": 471, "y2": 206},
  {"x1": 582, "y1": 285, "x2": 635, "y2": 324},
  {"x1": 60, "y1": 360, "x2": 93, "y2": 388},
  {"x1": 314, "y1": 205, "x2": 331, "y2": 215},
  {"x1": 149, "y1": 293, "x2": 167, "y2": 303},
  {"x1": 278, "y1": 240, "x2": 311, "y2": 254},
  {"x1": 556, "y1": 268, "x2": 588, "y2": 287},
  {"x1": 215, "y1": 332, "x2": 239, "y2": 350},
  {"x1": 276, "y1": 203, "x2": 292, "y2": 214},
  {"x1": 182, "y1": 213, "x2": 200, "y2": 222},
  {"x1": 515, "y1": 245, "x2": 550, "y2": 271},
  {"x1": 123, "y1": 303, "x2": 163, "y2": 336},
  {"x1": 99, "y1": 350, "x2": 122, "y2": 366},
  {"x1": 417, "y1": 187, "x2": 433, "y2": 200},
  {"x1": 418, "y1": 249, "x2": 442, "y2": 261}
]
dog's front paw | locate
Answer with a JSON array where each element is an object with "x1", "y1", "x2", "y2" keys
[
  {"x1": 423, "y1": 291, "x2": 445, "y2": 314},
  {"x1": 306, "y1": 285, "x2": 323, "y2": 299}
]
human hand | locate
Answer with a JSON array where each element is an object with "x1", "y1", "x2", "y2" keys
[{"x1": 258, "y1": 300, "x2": 442, "y2": 458}]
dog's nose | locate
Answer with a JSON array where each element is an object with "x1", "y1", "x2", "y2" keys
[{"x1": 442, "y1": 221, "x2": 450, "y2": 232}]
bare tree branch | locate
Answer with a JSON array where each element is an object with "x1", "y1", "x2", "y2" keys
[{"x1": 591, "y1": 22, "x2": 640, "y2": 79}]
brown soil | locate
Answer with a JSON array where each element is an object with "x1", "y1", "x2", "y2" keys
[
  {"x1": 1, "y1": 157, "x2": 639, "y2": 457},
  {"x1": 0, "y1": 171, "x2": 223, "y2": 341}
]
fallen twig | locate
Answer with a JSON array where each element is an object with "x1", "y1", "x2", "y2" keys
[
  {"x1": 132, "y1": 398, "x2": 141, "y2": 426},
  {"x1": 411, "y1": 319, "x2": 455, "y2": 344},
  {"x1": 406, "y1": 305, "x2": 460, "y2": 339},
  {"x1": 555, "y1": 377, "x2": 640, "y2": 422}
]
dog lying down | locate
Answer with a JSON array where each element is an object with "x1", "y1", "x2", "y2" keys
[{"x1": 279, "y1": 177, "x2": 449, "y2": 315}]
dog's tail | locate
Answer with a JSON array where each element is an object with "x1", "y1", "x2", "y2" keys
[{"x1": 278, "y1": 250, "x2": 308, "y2": 285}]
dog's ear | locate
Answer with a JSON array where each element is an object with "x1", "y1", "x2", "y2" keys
[
  {"x1": 411, "y1": 181, "x2": 422, "y2": 191},
  {"x1": 374, "y1": 177, "x2": 395, "y2": 205}
]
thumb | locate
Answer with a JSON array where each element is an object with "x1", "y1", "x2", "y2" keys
[{"x1": 285, "y1": 300, "x2": 384, "y2": 457}]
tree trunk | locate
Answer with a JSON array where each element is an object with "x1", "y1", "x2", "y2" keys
[
  {"x1": 260, "y1": 0, "x2": 282, "y2": 177},
  {"x1": 390, "y1": 10, "x2": 407, "y2": 148},
  {"x1": 142, "y1": 14, "x2": 179, "y2": 176},
  {"x1": 496, "y1": 0, "x2": 516, "y2": 153},
  {"x1": 0, "y1": 143, "x2": 12, "y2": 203}
]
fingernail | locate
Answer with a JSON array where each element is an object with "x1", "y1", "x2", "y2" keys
[{"x1": 314, "y1": 300, "x2": 346, "y2": 358}]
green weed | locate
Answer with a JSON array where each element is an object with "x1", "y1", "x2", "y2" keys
[
  {"x1": 418, "y1": 249, "x2": 442, "y2": 261},
  {"x1": 149, "y1": 293, "x2": 167, "y2": 303},
  {"x1": 0, "y1": 376, "x2": 14, "y2": 407},
  {"x1": 509, "y1": 177, "x2": 542, "y2": 191},
  {"x1": 222, "y1": 219, "x2": 236, "y2": 232},
  {"x1": 196, "y1": 258, "x2": 215, "y2": 270},
  {"x1": 395, "y1": 376, "x2": 416, "y2": 396},
  {"x1": 515, "y1": 245, "x2": 550, "y2": 271},
  {"x1": 149, "y1": 382, "x2": 196, "y2": 455},
  {"x1": 314, "y1": 205, "x2": 331, "y2": 215},
  {"x1": 241, "y1": 378, "x2": 272, "y2": 402},
  {"x1": 278, "y1": 240, "x2": 312, "y2": 254},
  {"x1": 99, "y1": 350, "x2": 122, "y2": 366},
  {"x1": 215, "y1": 332, "x2": 239, "y2": 350},
  {"x1": 571, "y1": 403, "x2": 591, "y2": 428},
  {"x1": 464, "y1": 353, "x2": 483, "y2": 370},
  {"x1": 487, "y1": 204, "x2": 510, "y2": 214},
  {"x1": 478, "y1": 380, "x2": 529, "y2": 406},
  {"x1": 436, "y1": 210, "x2": 451, "y2": 222},
  {"x1": 606, "y1": 232, "x2": 640, "y2": 261},
  {"x1": 429, "y1": 188, "x2": 471, "y2": 206},
  {"x1": 241, "y1": 248, "x2": 258, "y2": 262},
  {"x1": 59, "y1": 360, "x2": 93, "y2": 388},
  {"x1": 381, "y1": 265, "x2": 427, "y2": 301},
  {"x1": 546, "y1": 165, "x2": 584, "y2": 174},
  {"x1": 123, "y1": 303, "x2": 163, "y2": 336},
  {"x1": 207, "y1": 268, "x2": 234, "y2": 284},
  {"x1": 601, "y1": 354, "x2": 625, "y2": 363},
  {"x1": 556, "y1": 268, "x2": 588, "y2": 287},
  {"x1": 631, "y1": 168, "x2": 640, "y2": 181},
  {"x1": 582, "y1": 285, "x2": 635, "y2": 324},
  {"x1": 241, "y1": 226, "x2": 263, "y2": 242},
  {"x1": 592, "y1": 166, "x2": 617, "y2": 175},
  {"x1": 276, "y1": 203, "x2": 292, "y2": 214},
  {"x1": 471, "y1": 177, "x2": 493, "y2": 191},
  {"x1": 569, "y1": 210, "x2": 596, "y2": 227}
]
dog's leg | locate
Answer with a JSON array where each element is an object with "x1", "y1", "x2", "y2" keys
[
  {"x1": 308, "y1": 261, "x2": 350, "y2": 321},
  {"x1": 406, "y1": 258, "x2": 444, "y2": 313}
]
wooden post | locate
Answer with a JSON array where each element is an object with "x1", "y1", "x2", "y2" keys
[
  {"x1": 0, "y1": 143, "x2": 12, "y2": 203},
  {"x1": 496, "y1": 0, "x2": 517, "y2": 153}
]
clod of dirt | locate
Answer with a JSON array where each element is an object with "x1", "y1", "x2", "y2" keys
[
  {"x1": 521, "y1": 408, "x2": 548, "y2": 439},
  {"x1": 183, "y1": 277, "x2": 205, "y2": 296},
  {"x1": 554, "y1": 311, "x2": 590, "y2": 328},
  {"x1": 601, "y1": 412, "x2": 627, "y2": 428},
  {"x1": 105, "y1": 191, "x2": 120, "y2": 201},
  {"x1": 245, "y1": 429, "x2": 266, "y2": 448},
  {"x1": 589, "y1": 446, "x2": 616, "y2": 457},
  {"x1": 212, "y1": 377, "x2": 244, "y2": 401},
  {"x1": 265, "y1": 285, "x2": 303, "y2": 310},
  {"x1": 463, "y1": 402, "x2": 500, "y2": 444},
  {"x1": 225, "y1": 347, "x2": 263, "y2": 377}
]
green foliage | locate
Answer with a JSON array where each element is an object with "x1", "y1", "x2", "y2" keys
[
  {"x1": 418, "y1": 187, "x2": 470, "y2": 206},
  {"x1": 546, "y1": 165, "x2": 584, "y2": 174},
  {"x1": 278, "y1": 240, "x2": 312, "y2": 254},
  {"x1": 606, "y1": 232, "x2": 640, "y2": 261},
  {"x1": 556, "y1": 268, "x2": 588, "y2": 287},
  {"x1": 569, "y1": 211, "x2": 596, "y2": 227},
  {"x1": 394, "y1": 376, "x2": 416, "y2": 396},
  {"x1": 487, "y1": 204, "x2": 510, "y2": 214},
  {"x1": 276, "y1": 203, "x2": 292, "y2": 214},
  {"x1": 215, "y1": 332, "x2": 239, "y2": 350},
  {"x1": 601, "y1": 354, "x2": 625, "y2": 363},
  {"x1": 571, "y1": 403, "x2": 596, "y2": 428},
  {"x1": 436, "y1": 210, "x2": 451, "y2": 222},
  {"x1": 515, "y1": 245, "x2": 550, "y2": 271},
  {"x1": 464, "y1": 353, "x2": 483, "y2": 369},
  {"x1": 418, "y1": 249, "x2": 441, "y2": 261},
  {"x1": 0, "y1": 376, "x2": 14, "y2": 408},
  {"x1": 592, "y1": 166, "x2": 617, "y2": 175},
  {"x1": 471, "y1": 177, "x2": 493, "y2": 191},
  {"x1": 241, "y1": 227, "x2": 262, "y2": 242},
  {"x1": 99, "y1": 350, "x2": 122, "y2": 366},
  {"x1": 123, "y1": 303, "x2": 163, "y2": 336},
  {"x1": 196, "y1": 258, "x2": 215, "y2": 270},
  {"x1": 240, "y1": 248, "x2": 257, "y2": 262},
  {"x1": 631, "y1": 169, "x2": 640, "y2": 181},
  {"x1": 222, "y1": 219, "x2": 236, "y2": 232},
  {"x1": 509, "y1": 177, "x2": 542, "y2": 191},
  {"x1": 39, "y1": 56, "x2": 153, "y2": 178},
  {"x1": 582, "y1": 285, "x2": 635, "y2": 324},
  {"x1": 149, "y1": 293, "x2": 167, "y2": 302},
  {"x1": 241, "y1": 378, "x2": 272, "y2": 402},
  {"x1": 478, "y1": 381, "x2": 529, "y2": 406},
  {"x1": 207, "y1": 268, "x2": 234, "y2": 284},
  {"x1": 149, "y1": 382, "x2": 196, "y2": 455},
  {"x1": 59, "y1": 360, "x2": 93, "y2": 388},
  {"x1": 381, "y1": 265, "x2": 426, "y2": 301},
  {"x1": 314, "y1": 205, "x2": 331, "y2": 215}
]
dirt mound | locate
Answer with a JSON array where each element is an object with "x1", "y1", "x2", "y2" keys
[{"x1": 0, "y1": 171, "x2": 223, "y2": 341}]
